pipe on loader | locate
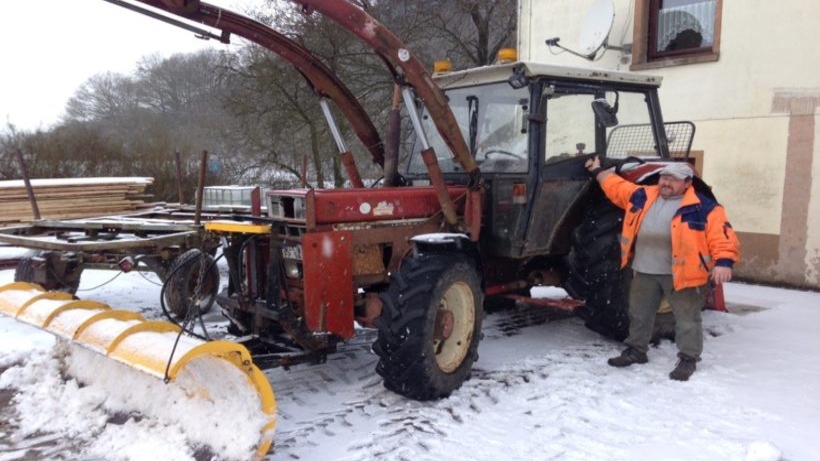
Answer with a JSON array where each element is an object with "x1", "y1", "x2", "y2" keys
[{"x1": 0, "y1": 282, "x2": 276, "y2": 459}]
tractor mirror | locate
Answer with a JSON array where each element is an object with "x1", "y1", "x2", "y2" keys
[
  {"x1": 592, "y1": 98, "x2": 619, "y2": 128},
  {"x1": 515, "y1": 99, "x2": 529, "y2": 134}
]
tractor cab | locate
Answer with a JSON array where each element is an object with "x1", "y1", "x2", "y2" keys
[{"x1": 404, "y1": 61, "x2": 693, "y2": 258}]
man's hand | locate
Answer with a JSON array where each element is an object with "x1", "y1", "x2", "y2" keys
[
  {"x1": 711, "y1": 266, "x2": 732, "y2": 284},
  {"x1": 584, "y1": 156, "x2": 601, "y2": 172},
  {"x1": 585, "y1": 155, "x2": 611, "y2": 181}
]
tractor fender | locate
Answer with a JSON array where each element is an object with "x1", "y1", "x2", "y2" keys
[
  {"x1": 409, "y1": 233, "x2": 482, "y2": 271},
  {"x1": 410, "y1": 232, "x2": 471, "y2": 251}
]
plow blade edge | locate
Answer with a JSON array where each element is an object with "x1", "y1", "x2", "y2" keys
[{"x1": 0, "y1": 282, "x2": 276, "y2": 459}]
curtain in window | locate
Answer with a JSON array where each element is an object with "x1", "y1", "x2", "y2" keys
[{"x1": 656, "y1": 0, "x2": 716, "y2": 52}]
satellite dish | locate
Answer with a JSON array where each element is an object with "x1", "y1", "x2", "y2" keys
[
  {"x1": 545, "y1": 0, "x2": 620, "y2": 61},
  {"x1": 579, "y1": 0, "x2": 615, "y2": 55}
]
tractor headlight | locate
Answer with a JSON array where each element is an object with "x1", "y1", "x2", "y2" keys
[{"x1": 283, "y1": 259, "x2": 302, "y2": 279}]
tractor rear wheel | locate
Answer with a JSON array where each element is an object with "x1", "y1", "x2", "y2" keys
[
  {"x1": 565, "y1": 191, "x2": 630, "y2": 341},
  {"x1": 373, "y1": 253, "x2": 484, "y2": 400},
  {"x1": 163, "y1": 249, "x2": 219, "y2": 319}
]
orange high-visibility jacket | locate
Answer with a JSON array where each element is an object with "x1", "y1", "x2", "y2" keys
[{"x1": 600, "y1": 174, "x2": 740, "y2": 290}]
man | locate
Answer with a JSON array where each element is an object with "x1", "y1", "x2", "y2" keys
[{"x1": 584, "y1": 157, "x2": 740, "y2": 381}]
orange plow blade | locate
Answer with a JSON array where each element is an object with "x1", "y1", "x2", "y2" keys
[{"x1": 0, "y1": 282, "x2": 276, "y2": 459}]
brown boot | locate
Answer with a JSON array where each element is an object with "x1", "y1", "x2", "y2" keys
[
  {"x1": 669, "y1": 357, "x2": 697, "y2": 381},
  {"x1": 607, "y1": 347, "x2": 648, "y2": 367}
]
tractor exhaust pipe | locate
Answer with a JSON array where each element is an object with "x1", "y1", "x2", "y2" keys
[{"x1": 383, "y1": 85, "x2": 402, "y2": 187}]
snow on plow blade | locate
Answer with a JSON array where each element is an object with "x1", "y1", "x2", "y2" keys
[{"x1": 0, "y1": 282, "x2": 276, "y2": 459}]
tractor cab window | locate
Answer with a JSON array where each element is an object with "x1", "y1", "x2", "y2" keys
[
  {"x1": 545, "y1": 87, "x2": 656, "y2": 163},
  {"x1": 545, "y1": 92, "x2": 597, "y2": 162},
  {"x1": 407, "y1": 82, "x2": 530, "y2": 175}
]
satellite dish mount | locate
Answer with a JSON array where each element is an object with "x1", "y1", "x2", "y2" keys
[{"x1": 545, "y1": 0, "x2": 623, "y2": 61}]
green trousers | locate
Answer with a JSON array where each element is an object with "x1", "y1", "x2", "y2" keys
[{"x1": 624, "y1": 272, "x2": 707, "y2": 360}]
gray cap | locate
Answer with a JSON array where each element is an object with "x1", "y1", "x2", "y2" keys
[{"x1": 658, "y1": 162, "x2": 693, "y2": 179}]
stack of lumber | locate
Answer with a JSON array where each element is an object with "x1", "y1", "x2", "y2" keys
[{"x1": 0, "y1": 177, "x2": 158, "y2": 226}]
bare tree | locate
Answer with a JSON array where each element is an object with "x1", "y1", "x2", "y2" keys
[{"x1": 3, "y1": 0, "x2": 518, "y2": 198}]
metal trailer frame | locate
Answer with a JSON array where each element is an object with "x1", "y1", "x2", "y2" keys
[{"x1": 0, "y1": 207, "x2": 232, "y2": 287}]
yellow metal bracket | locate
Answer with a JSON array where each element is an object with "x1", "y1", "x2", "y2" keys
[{"x1": 205, "y1": 220, "x2": 271, "y2": 234}]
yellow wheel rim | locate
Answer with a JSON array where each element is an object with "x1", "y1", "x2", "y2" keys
[{"x1": 432, "y1": 281, "x2": 475, "y2": 374}]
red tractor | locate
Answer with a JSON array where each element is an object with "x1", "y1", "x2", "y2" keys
[{"x1": 132, "y1": 0, "x2": 705, "y2": 401}]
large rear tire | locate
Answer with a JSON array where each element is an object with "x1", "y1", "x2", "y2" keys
[
  {"x1": 565, "y1": 190, "x2": 630, "y2": 341},
  {"x1": 163, "y1": 249, "x2": 219, "y2": 319},
  {"x1": 373, "y1": 253, "x2": 484, "y2": 400}
]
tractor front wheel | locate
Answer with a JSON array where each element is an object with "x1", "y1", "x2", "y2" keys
[{"x1": 373, "y1": 254, "x2": 484, "y2": 400}]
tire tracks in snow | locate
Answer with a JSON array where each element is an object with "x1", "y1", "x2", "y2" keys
[{"x1": 265, "y1": 304, "x2": 579, "y2": 460}]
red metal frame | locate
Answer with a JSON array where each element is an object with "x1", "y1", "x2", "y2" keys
[
  {"x1": 313, "y1": 186, "x2": 468, "y2": 224},
  {"x1": 501, "y1": 295, "x2": 586, "y2": 312},
  {"x1": 269, "y1": 186, "x2": 469, "y2": 225},
  {"x1": 302, "y1": 232, "x2": 355, "y2": 339}
]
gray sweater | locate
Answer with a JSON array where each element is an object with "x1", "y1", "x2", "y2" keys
[{"x1": 631, "y1": 195, "x2": 683, "y2": 275}]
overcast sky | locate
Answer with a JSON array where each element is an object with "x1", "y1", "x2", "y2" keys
[{"x1": 0, "y1": 0, "x2": 259, "y2": 132}]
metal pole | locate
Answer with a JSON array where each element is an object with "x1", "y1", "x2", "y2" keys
[
  {"x1": 15, "y1": 149, "x2": 41, "y2": 220},
  {"x1": 175, "y1": 150, "x2": 185, "y2": 205},
  {"x1": 319, "y1": 98, "x2": 349, "y2": 153},
  {"x1": 194, "y1": 150, "x2": 208, "y2": 225}
]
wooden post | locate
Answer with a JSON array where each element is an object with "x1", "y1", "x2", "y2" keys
[
  {"x1": 175, "y1": 150, "x2": 185, "y2": 205},
  {"x1": 15, "y1": 149, "x2": 41, "y2": 220},
  {"x1": 194, "y1": 150, "x2": 208, "y2": 225}
]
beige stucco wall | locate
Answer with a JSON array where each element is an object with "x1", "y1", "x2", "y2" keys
[
  {"x1": 520, "y1": 0, "x2": 820, "y2": 287},
  {"x1": 695, "y1": 117, "x2": 787, "y2": 235},
  {"x1": 808, "y1": 114, "x2": 820, "y2": 285}
]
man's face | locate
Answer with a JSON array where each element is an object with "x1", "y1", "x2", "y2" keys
[{"x1": 658, "y1": 174, "x2": 690, "y2": 199}]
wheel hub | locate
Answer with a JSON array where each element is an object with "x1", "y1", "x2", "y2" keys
[{"x1": 434, "y1": 310, "x2": 455, "y2": 340}]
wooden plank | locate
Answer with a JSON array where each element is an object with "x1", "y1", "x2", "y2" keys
[
  {"x1": 0, "y1": 176, "x2": 156, "y2": 225},
  {"x1": 0, "y1": 177, "x2": 153, "y2": 189}
]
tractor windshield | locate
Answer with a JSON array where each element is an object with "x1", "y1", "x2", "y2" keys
[{"x1": 407, "y1": 82, "x2": 531, "y2": 175}]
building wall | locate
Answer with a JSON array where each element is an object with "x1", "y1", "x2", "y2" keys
[{"x1": 520, "y1": 0, "x2": 820, "y2": 288}]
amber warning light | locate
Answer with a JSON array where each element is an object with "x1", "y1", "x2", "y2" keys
[
  {"x1": 497, "y1": 48, "x2": 517, "y2": 63},
  {"x1": 434, "y1": 59, "x2": 453, "y2": 74}
]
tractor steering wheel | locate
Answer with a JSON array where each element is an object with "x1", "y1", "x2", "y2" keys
[{"x1": 484, "y1": 149, "x2": 524, "y2": 161}]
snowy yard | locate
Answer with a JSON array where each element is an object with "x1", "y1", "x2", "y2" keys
[{"x1": 1, "y1": 258, "x2": 818, "y2": 461}]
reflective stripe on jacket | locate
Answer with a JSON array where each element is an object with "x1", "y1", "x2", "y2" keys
[{"x1": 600, "y1": 174, "x2": 741, "y2": 291}]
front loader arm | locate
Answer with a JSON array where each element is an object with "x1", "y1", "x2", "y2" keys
[
  {"x1": 290, "y1": 0, "x2": 478, "y2": 176},
  {"x1": 290, "y1": 0, "x2": 483, "y2": 230},
  {"x1": 129, "y1": 0, "x2": 479, "y2": 230}
]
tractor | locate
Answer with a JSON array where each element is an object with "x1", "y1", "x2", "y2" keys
[{"x1": 183, "y1": 1, "x2": 699, "y2": 400}]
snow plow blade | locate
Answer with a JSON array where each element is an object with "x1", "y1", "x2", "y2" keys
[{"x1": 0, "y1": 282, "x2": 276, "y2": 459}]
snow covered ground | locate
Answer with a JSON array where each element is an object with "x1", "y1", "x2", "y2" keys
[{"x1": 1, "y1": 253, "x2": 818, "y2": 461}]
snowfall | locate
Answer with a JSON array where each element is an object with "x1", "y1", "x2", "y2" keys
[{"x1": 0, "y1": 247, "x2": 818, "y2": 461}]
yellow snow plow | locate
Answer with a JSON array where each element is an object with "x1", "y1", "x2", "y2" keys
[{"x1": 0, "y1": 281, "x2": 276, "y2": 459}]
